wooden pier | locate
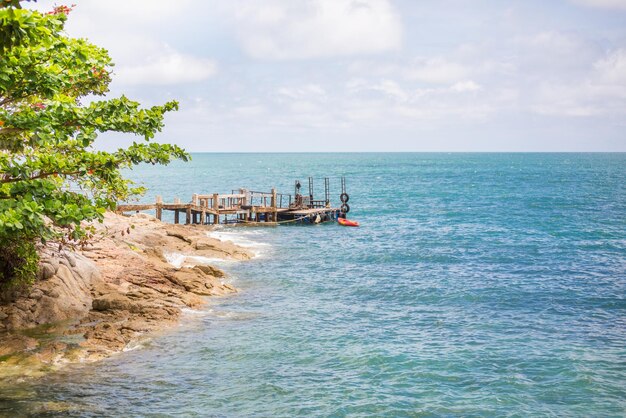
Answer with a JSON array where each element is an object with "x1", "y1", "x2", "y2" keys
[{"x1": 116, "y1": 178, "x2": 350, "y2": 226}]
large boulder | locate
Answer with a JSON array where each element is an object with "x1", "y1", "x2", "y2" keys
[{"x1": 0, "y1": 251, "x2": 101, "y2": 331}]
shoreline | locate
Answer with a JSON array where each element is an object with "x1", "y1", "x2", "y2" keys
[{"x1": 0, "y1": 212, "x2": 254, "y2": 383}]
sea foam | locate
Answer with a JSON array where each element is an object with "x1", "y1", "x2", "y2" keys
[
  {"x1": 164, "y1": 252, "x2": 227, "y2": 269},
  {"x1": 206, "y1": 227, "x2": 270, "y2": 258}
]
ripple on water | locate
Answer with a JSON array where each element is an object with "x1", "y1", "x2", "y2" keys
[{"x1": 2, "y1": 153, "x2": 625, "y2": 417}]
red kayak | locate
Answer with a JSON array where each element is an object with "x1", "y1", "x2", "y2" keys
[{"x1": 338, "y1": 218, "x2": 359, "y2": 227}]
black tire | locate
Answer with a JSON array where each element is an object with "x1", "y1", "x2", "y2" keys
[
  {"x1": 340, "y1": 193, "x2": 350, "y2": 203},
  {"x1": 341, "y1": 203, "x2": 350, "y2": 213}
]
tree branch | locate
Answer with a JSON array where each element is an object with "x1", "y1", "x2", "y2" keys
[{"x1": 0, "y1": 170, "x2": 81, "y2": 184}]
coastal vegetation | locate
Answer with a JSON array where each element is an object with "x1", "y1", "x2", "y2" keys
[{"x1": 0, "y1": 1, "x2": 189, "y2": 287}]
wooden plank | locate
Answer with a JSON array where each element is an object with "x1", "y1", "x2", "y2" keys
[
  {"x1": 197, "y1": 193, "x2": 245, "y2": 200},
  {"x1": 116, "y1": 204, "x2": 155, "y2": 211},
  {"x1": 287, "y1": 208, "x2": 340, "y2": 215}
]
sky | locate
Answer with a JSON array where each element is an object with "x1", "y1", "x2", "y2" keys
[{"x1": 29, "y1": 0, "x2": 626, "y2": 152}]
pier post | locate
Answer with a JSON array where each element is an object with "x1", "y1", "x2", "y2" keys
[
  {"x1": 271, "y1": 188, "x2": 277, "y2": 222},
  {"x1": 186, "y1": 206, "x2": 191, "y2": 225},
  {"x1": 155, "y1": 195, "x2": 163, "y2": 221},
  {"x1": 213, "y1": 193, "x2": 219, "y2": 225}
]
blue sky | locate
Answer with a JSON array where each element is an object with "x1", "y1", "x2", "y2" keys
[{"x1": 31, "y1": 0, "x2": 626, "y2": 151}]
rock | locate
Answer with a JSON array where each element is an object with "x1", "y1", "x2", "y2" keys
[
  {"x1": 40, "y1": 263, "x2": 57, "y2": 280},
  {"x1": 63, "y1": 252, "x2": 77, "y2": 268},
  {"x1": 165, "y1": 229, "x2": 192, "y2": 243},
  {"x1": 121, "y1": 320, "x2": 151, "y2": 332},
  {"x1": 194, "y1": 264, "x2": 225, "y2": 278},
  {"x1": 83, "y1": 325, "x2": 127, "y2": 350},
  {"x1": 0, "y1": 334, "x2": 39, "y2": 356},
  {"x1": 36, "y1": 256, "x2": 60, "y2": 281},
  {"x1": 134, "y1": 213, "x2": 157, "y2": 221},
  {"x1": 0, "y1": 211, "x2": 250, "y2": 381},
  {"x1": 29, "y1": 288, "x2": 44, "y2": 300},
  {"x1": 92, "y1": 293, "x2": 133, "y2": 312},
  {"x1": 35, "y1": 341, "x2": 68, "y2": 364},
  {"x1": 193, "y1": 238, "x2": 216, "y2": 250},
  {"x1": 144, "y1": 247, "x2": 167, "y2": 262},
  {"x1": 43, "y1": 288, "x2": 60, "y2": 298}
]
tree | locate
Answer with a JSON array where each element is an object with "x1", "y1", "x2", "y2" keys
[{"x1": 0, "y1": 2, "x2": 190, "y2": 286}]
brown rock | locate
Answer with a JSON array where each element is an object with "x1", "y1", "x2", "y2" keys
[
  {"x1": 0, "y1": 334, "x2": 39, "y2": 356},
  {"x1": 29, "y1": 288, "x2": 44, "y2": 300},
  {"x1": 194, "y1": 264, "x2": 225, "y2": 278},
  {"x1": 193, "y1": 238, "x2": 216, "y2": 250},
  {"x1": 40, "y1": 263, "x2": 57, "y2": 280},
  {"x1": 92, "y1": 293, "x2": 133, "y2": 312},
  {"x1": 165, "y1": 229, "x2": 192, "y2": 243},
  {"x1": 0, "y1": 211, "x2": 249, "y2": 380}
]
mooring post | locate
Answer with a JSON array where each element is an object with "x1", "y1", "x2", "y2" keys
[
  {"x1": 271, "y1": 188, "x2": 277, "y2": 222},
  {"x1": 213, "y1": 193, "x2": 219, "y2": 224},
  {"x1": 155, "y1": 195, "x2": 163, "y2": 220}
]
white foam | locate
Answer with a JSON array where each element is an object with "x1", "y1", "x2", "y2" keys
[
  {"x1": 164, "y1": 227, "x2": 270, "y2": 269},
  {"x1": 206, "y1": 227, "x2": 270, "y2": 258},
  {"x1": 181, "y1": 307, "x2": 210, "y2": 316},
  {"x1": 164, "y1": 252, "x2": 227, "y2": 269},
  {"x1": 123, "y1": 339, "x2": 150, "y2": 352}
]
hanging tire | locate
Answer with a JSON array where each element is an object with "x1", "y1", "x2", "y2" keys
[
  {"x1": 341, "y1": 203, "x2": 350, "y2": 213},
  {"x1": 340, "y1": 193, "x2": 349, "y2": 203}
]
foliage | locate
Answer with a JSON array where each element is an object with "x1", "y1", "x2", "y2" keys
[
  {"x1": 0, "y1": 237, "x2": 37, "y2": 287},
  {"x1": 0, "y1": 2, "x2": 190, "y2": 285}
]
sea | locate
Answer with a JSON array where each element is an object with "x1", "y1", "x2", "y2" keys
[{"x1": 1, "y1": 153, "x2": 625, "y2": 417}]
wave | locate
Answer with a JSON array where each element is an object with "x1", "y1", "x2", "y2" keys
[
  {"x1": 164, "y1": 252, "x2": 230, "y2": 269},
  {"x1": 206, "y1": 227, "x2": 271, "y2": 258}
]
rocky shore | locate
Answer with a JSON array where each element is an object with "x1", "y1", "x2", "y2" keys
[{"x1": 0, "y1": 212, "x2": 252, "y2": 381}]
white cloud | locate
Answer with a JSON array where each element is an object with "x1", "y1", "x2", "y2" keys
[
  {"x1": 450, "y1": 81, "x2": 482, "y2": 93},
  {"x1": 48, "y1": 2, "x2": 219, "y2": 87},
  {"x1": 346, "y1": 78, "x2": 409, "y2": 102},
  {"x1": 373, "y1": 80, "x2": 409, "y2": 101},
  {"x1": 229, "y1": 0, "x2": 402, "y2": 60},
  {"x1": 571, "y1": 0, "x2": 626, "y2": 10},
  {"x1": 404, "y1": 58, "x2": 469, "y2": 84},
  {"x1": 277, "y1": 84, "x2": 327, "y2": 100},
  {"x1": 23, "y1": 0, "x2": 626, "y2": 150},
  {"x1": 526, "y1": 31, "x2": 587, "y2": 54},
  {"x1": 594, "y1": 49, "x2": 626, "y2": 83},
  {"x1": 528, "y1": 48, "x2": 626, "y2": 118},
  {"x1": 116, "y1": 47, "x2": 217, "y2": 86},
  {"x1": 69, "y1": 0, "x2": 192, "y2": 23}
]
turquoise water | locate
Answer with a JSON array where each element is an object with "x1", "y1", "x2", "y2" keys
[{"x1": 2, "y1": 153, "x2": 626, "y2": 417}]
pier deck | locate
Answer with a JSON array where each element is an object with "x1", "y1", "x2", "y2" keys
[{"x1": 116, "y1": 179, "x2": 349, "y2": 226}]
